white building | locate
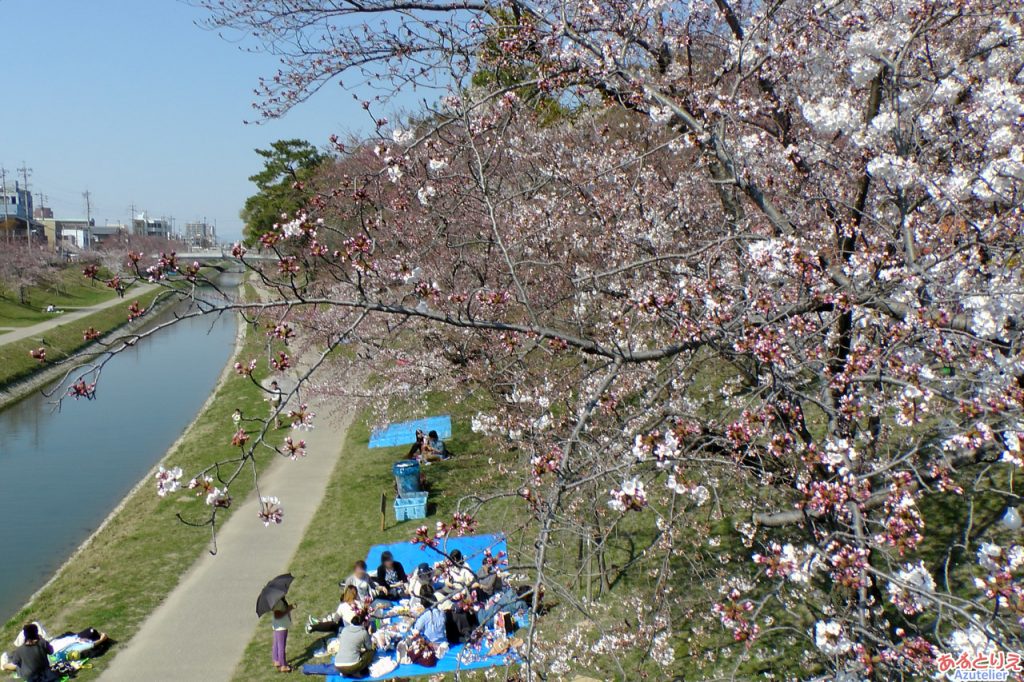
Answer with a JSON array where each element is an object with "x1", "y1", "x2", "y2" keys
[
  {"x1": 184, "y1": 221, "x2": 217, "y2": 248},
  {"x1": 132, "y1": 213, "x2": 173, "y2": 239}
]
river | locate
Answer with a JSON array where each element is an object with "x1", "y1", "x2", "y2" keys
[{"x1": 0, "y1": 279, "x2": 240, "y2": 622}]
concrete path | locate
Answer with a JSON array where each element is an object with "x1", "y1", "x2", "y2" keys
[
  {"x1": 0, "y1": 283, "x2": 158, "y2": 347},
  {"x1": 99, "y1": 392, "x2": 355, "y2": 681}
]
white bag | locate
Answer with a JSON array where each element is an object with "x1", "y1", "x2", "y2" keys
[
  {"x1": 368, "y1": 656, "x2": 398, "y2": 677},
  {"x1": 13, "y1": 622, "x2": 49, "y2": 647},
  {"x1": 1001, "y1": 506, "x2": 1022, "y2": 530}
]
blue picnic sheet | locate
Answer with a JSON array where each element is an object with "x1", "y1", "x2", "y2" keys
[
  {"x1": 302, "y1": 647, "x2": 519, "y2": 680},
  {"x1": 368, "y1": 415, "x2": 452, "y2": 448},
  {"x1": 366, "y1": 533, "x2": 506, "y2": 574},
  {"x1": 302, "y1": 534, "x2": 518, "y2": 680}
]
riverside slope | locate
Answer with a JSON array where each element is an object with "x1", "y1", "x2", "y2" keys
[{"x1": 99, "y1": 388, "x2": 356, "y2": 681}]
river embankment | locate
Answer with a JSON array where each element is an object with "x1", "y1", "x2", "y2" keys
[{"x1": 0, "y1": 272, "x2": 252, "y2": 630}]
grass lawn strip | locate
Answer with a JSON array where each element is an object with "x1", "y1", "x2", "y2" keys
[{"x1": 0, "y1": 286, "x2": 161, "y2": 387}]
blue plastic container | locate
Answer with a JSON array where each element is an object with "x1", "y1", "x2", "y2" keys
[
  {"x1": 394, "y1": 492, "x2": 429, "y2": 521},
  {"x1": 392, "y1": 460, "x2": 422, "y2": 496}
]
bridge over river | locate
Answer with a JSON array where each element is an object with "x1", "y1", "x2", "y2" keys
[{"x1": 175, "y1": 249, "x2": 279, "y2": 262}]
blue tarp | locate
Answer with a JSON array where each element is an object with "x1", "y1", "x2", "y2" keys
[
  {"x1": 304, "y1": 648, "x2": 519, "y2": 680},
  {"x1": 368, "y1": 415, "x2": 452, "y2": 449},
  {"x1": 302, "y1": 534, "x2": 517, "y2": 680},
  {"x1": 365, "y1": 533, "x2": 506, "y2": 574}
]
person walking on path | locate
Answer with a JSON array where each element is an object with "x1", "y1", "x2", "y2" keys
[
  {"x1": 271, "y1": 597, "x2": 294, "y2": 673},
  {"x1": 268, "y1": 381, "x2": 284, "y2": 429}
]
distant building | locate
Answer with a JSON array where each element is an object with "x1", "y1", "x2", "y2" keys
[
  {"x1": 184, "y1": 221, "x2": 217, "y2": 248},
  {"x1": 91, "y1": 223, "x2": 128, "y2": 247},
  {"x1": 132, "y1": 213, "x2": 173, "y2": 239},
  {"x1": 34, "y1": 206, "x2": 54, "y2": 220},
  {"x1": 1, "y1": 182, "x2": 45, "y2": 242},
  {"x1": 42, "y1": 218, "x2": 94, "y2": 250}
]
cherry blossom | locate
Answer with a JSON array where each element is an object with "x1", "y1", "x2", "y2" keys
[
  {"x1": 287, "y1": 404, "x2": 315, "y2": 430},
  {"x1": 607, "y1": 478, "x2": 647, "y2": 512},
  {"x1": 886, "y1": 561, "x2": 936, "y2": 616},
  {"x1": 281, "y1": 437, "x2": 306, "y2": 460},
  {"x1": 258, "y1": 496, "x2": 284, "y2": 526},
  {"x1": 154, "y1": 466, "x2": 183, "y2": 497}
]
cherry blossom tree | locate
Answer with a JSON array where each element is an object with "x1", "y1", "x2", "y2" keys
[
  {"x1": 0, "y1": 242, "x2": 55, "y2": 305},
  {"x1": 61, "y1": 0, "x2": 1024, "y2": 677}
]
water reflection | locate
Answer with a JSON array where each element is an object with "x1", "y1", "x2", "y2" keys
[{"x1": 0, "y1": 287, "x2": 238, "y2": 622}]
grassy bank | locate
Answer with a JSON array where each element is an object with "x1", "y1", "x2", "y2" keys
[
  {"x1": 0, "y1": 312, "x2": 283, "y2": 677},
  {"x1": 0, "y1": 286, "x2": 161, "y2": 387},
  {"x1": 0, "y1": 269, "x2": 121, "y2": 327},
  {"x1": 231, "y1": 390, "x2": 515, "y2": 681}
]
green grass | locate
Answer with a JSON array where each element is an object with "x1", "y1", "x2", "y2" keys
[
  {"x1": 231, "y1": 389, "x2": 515, "y2": 681},
  {"x1": 0, "y1": 269, "x2": 122, "y2": 327},
  {"x1": 0, "y1": 288, "x2": 161, "y2": 387},
  {"x1": 0, "y1": 316, "x2": 283, "y2": 677}
]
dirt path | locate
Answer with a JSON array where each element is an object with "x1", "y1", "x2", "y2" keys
[
  {"x1": 99, "y1": 389, "x2": 355, "y2": 681},
  {"x1": 0, "y1": 284, "x2": 158, "y2": 347}
]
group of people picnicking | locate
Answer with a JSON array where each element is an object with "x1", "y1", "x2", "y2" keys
[{"x1": 269, "y1": 549, "x2": 536, "y2": 677}]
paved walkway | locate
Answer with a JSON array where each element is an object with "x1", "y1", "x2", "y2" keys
[
  {"x1": 0, "y1": 283, "x2": 158, "y2": 347},
  {"x1": 100, "y1": 392, "x2": 355, "y2": 681}
]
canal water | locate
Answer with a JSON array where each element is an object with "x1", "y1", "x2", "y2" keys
[{"x1": 0, "y1": 282, "x2": 239, "y2": 622}]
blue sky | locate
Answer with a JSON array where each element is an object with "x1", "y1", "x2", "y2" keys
[{"x1": 0, "y1": 0, "x2": 415, "y2": 242}]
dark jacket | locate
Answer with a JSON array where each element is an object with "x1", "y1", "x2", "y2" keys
[
  {"x1": 375, "y1": 561, "x2": 408, "y2": 588},
  {"x1": 10, "y1": 640, "x2": 57, "y2": 682}
]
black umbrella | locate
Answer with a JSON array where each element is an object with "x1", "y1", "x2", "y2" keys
[{"x1": 256, "y1": 573, "x2": 294, "y2": 618}]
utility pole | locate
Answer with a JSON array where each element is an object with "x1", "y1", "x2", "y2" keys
[
  {"x1": 125, "y1": 202, "x2": 136, "y2": 246},
  {"x1": 1, "y1": 166, "x2": 8, "y2": 244},
  {"x1": 18, "y1": 163, "x2": 32, "y2": 246},
  {"x1": 83, "y1": 190, "x2": 92, "y2": 250}
]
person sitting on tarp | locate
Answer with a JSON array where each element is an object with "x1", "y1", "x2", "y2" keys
[
  {"x1": 340, "y1": 560, "x2": 387, "y2": 602},
  {"x1": 407, "y1": 563, "x2": 434, "y2": 608},
  {"x1": 475, "y1": 560, "x2": 505, "y2": 601},
  {"x1": 375, "y1": 551, "x2": 408, "y2": 600},
  {"x1": 307, "y1": 585, "x2": 361, "y2": 634},
  {"x1": 406, "y1": 430, "x2": 426, "y2": 460},
  {"x1": 1, "y1": 623, "x2": 58, "y2": 682},
  {"x1": 411, "y1": 586, "x2": 447, "y2": 645},
  {"x1": 421, "y1": 430, "x2": 449, "y2": 462},
  {"x1": 477, "y1": 584, "x2": 544, "y2": 632},
  {"x1": 445, "y1": 596, "x2": 479, "y2": 644},
  {"x1": 333, "y1": 613, "x2": 376, "y2": 678},
  {"x1": 437, "y1": 550, "x2": 477, "y2": 608}
]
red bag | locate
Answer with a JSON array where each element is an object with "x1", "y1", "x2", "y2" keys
[{"x1": 408, "y1": 635, "x2": 438, "y2": 667}]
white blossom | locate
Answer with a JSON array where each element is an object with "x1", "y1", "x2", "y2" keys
[
  {"x1": 391, "y1": 128, "x2": 415, "y2": 145},
  {"x1": 417, "y1": 185, "x2": 437, "y2": 205},
  {"x1": 814, "y1": 620, "x2": 853, "y2": 657}
]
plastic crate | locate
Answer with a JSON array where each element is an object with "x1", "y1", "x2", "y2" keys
[{"x1": 394, "y1": 492, "x2": 428, "y2": 521}]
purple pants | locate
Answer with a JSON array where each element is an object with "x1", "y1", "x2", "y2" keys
[{"x1": 272, "y1": 629, "x2": 288, "y2": 667}]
